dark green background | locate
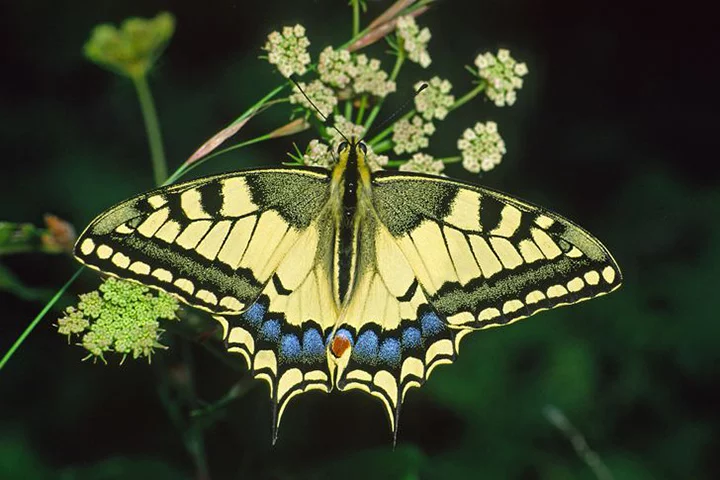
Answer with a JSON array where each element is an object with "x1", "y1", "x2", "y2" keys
[{"x1": 1, "y1": 0, "x2": 717, "y2": 479}]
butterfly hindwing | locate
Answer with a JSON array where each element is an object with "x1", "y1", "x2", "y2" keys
[{"x1": 334, "y1": 213, "x2": 458, "y2": 436}]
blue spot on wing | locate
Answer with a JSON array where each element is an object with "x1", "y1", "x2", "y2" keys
[
  {"x1": 243, "y1": 302, "x2": 266, "y2": 326},
  {"x1": 260, "y1": 319, "x2": 281, "y2": 342},
  {"x1": 280, "y1": 334, "x2": 301, "y2": 360},
  {"x1": 402, "y1": 326, "x2": 422, "y2": 349},
  {"x1": 353, "y1": 330, "x2": 379, "y2": 363},
  {"x1": 379, "y1": 338, "x2": 401, "y2": 366},
  {"x1": 421, "y1": 311, "x2": 444, "y2": 337},
  {"x1": 302, "y1": 328, "x2": 325, "y2": 362}
]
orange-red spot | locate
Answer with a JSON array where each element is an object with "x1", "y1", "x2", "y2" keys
[{"x1": 331, "y1": 335, "x2": 351, "y2": 358}]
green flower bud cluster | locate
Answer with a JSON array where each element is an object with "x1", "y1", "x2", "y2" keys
[
  {"x1": 84, "y1": 12, "x2": 175, "y2": 79},
  {"x1": 57, "y1": 277, "x2": 179, "y2": 362}
]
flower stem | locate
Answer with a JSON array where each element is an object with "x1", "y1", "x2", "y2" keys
[
  {"x1": 345, "y1": 100, "x2": 352, "y2": 121},
  {"x1": 367, "y1": 110, "x2": 412, "y2": 146},
  {"x1": 352, "y1": 0, "x2": 361, "y2": 37},
  {"x1": 356, "y1": 95, "x2": 368, "y2": 124},
  {"x1": 363, "y1": 51, "x2": 404, "y2": 132},
  {"x1": 167, "y1": 133, "x2": 274, "y2": 184},
  {"x1": 450, "y1": 81, "x2": 486, "y2": 112},
  {"x1": 133, "y1": 74, "x2": 167, "y2": 186},
  {"x1": 0, "y1": 267, "x2": 84, "y2": 371}
]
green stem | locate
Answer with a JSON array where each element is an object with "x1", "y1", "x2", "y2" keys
[
  {"x1": 450, "y1": 81, "x2": 487, "y2": 112},
  {"x1": 363, "y1": 51, "x2": 405, "y2": 132},
  {"x1": 0, "y1": 267, "x2": 84, "y2": 371},
  {"x1": 352, "y1": 0, "x2": 360, "y2": 37},
  {"x1": 355, "y1": 95, "x2": 367, "y2": 125},
  {"x1": 371, "y1": 139, "x2": 393, "y2": 154},
  {"x1": 367, "y1": 110, "x2": 413, "y2": 146},
  {"x1": 344, "y1": 100, "x2": 352, "y2": 122},
  {"x1": 165, "y1": 133, "x2": 274, "y2": 185},
  {"x1": 133, "y1": 74, "x2": 167, "y2": 186}
]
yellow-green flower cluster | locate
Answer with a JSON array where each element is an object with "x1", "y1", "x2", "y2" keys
[
  {"x1": 457, "y1": 121, "x2": 506, "y2": 173},
  {"x1": 474, "y1": 49, "x2": 528, "y2": 107},
  {"x1": 57, "y1": 277, "x2": 179, "y2": 362},
  {"x1": 414, "y1": 77, "x2": 454, "y2": 120},
  {"x1": 392, "y1": 115, "x2": 435, "y2": 154},
  {"x1": 84, "y1": 12, "x2": 175, "y2": 78},
  {"x1": 289, "y1": 80, "x2": 338, "y2": 119},
  {"x1": 263, "y1": 25, "x2": 311, "y2": 78},
  {"x1": 318, "y1": 47, "x2": 355, "y2": 89},
  {"x1": 396, "y1": 16, "x2": 431, "y2": 68},
  {"x1": 351, "y1": 54, "x2": 396, "y2": 97},
  {"x1": 399, "y1": 153, "x2": 445, "y2": 176}
]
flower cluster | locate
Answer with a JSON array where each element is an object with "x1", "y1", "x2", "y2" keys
[
  {"x1": 399, "y1": 153, "x2": 445, "y2": 176},
  {"x1": 57, "y1": 277, "x2": 179, "y2": 361},
  {"x1": 289, "y1": 80, "x2": 338, "y2": 119},
  {"x1": 302, "y1": 139, "x2": 334, "y2": 169},
  {"x1": 414, "y1": 77, "x2": 454, "y2": 121},
  {"x1": 475, "y1": 48, "x2": 528, "y2": 107},
  {"x1": 351, "y1": 54, "x2": 396, "y2": 97},
  {"x1": 392, "y1": 115, "x2": 435, "y2": 154},
  {"x1": 457, "y1": 121, "x2": 506, "y2": 173},
  {"x1": 396, "y1": 16, "x2": 432, "y2": 68},
  {"x1": 318, "y1": 47, "x2": 355, "y2": 89},
  {"x1": 263, "y1": 24, "x2": 311, "y2": 77},
  {"x1": 84, "y1": 12, "x2": 175, "y2": 78}
]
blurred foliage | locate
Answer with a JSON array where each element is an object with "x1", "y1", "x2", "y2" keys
[{"x1": 0, "y1": 0, "x2": 717, "y2": 479}]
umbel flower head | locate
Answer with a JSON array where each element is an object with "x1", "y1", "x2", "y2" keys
[
  {"x1": 399, "y1": 153, "x2": 445, "y2": 176},
  {"x1": 414, "y1": 77, "x2": 454, "y2": 121},
  {"x1": 475, "y1": 48, "x2": 529, "y2": 107},
  {"x1": 57, "y1": 277, "x2": 179, "y2": 362},
  {"x1": 84, "y1": 12, "x2": 175, "y2": 78},
  {"x1": 392, "y1": 115, "x2": 435, "y2": 154},
  {"x1": 396, "y1": 15, "x2": 432, "y2": 68},
  {"x1": 457, "y1": 121, "x2": 507, "y2": 173},
  {"x1": 318, "y1": 47, "x2": 355, "y2": 89},
  {"x1": 289, "y1": 80, "x2": 338, "y2": 119},
  {"x1": 351, "y1": 54, "x2": 396, "y2": 97},
  {"x1": 263, "y1": 24, "x2": 311, "y2": 78}
]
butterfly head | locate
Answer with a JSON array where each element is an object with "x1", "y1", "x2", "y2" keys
[{"x1": 336, "y1": 137, "x2": 368, "y2": 158}]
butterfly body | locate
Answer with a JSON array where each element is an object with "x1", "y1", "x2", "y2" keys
[{"x1": 74, "y1": 139, "x2": 621, "y2": 442}]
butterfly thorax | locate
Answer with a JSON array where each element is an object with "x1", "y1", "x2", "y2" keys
[{"x1": 330, "y1": 139, "x2": 372, "y2": 307}]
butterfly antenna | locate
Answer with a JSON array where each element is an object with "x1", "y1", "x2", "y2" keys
[
  {"x1": 289, "y1": 75, "x2": 350, "y2": 144},
  {"x1": 361, "y1": 83, "x2": 428, "y2": 143}
]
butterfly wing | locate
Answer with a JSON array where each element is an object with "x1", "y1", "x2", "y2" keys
[
  {"x1": 74, "y1": 168, "x2": 338, "y2": 438},
  {"x1": 335, "y1": 171, "x2": 622, "y2": 436}
]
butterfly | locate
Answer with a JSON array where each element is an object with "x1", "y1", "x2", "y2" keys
[{"x1": 74, "y1": 137, "x2": 621, "y2": 443}]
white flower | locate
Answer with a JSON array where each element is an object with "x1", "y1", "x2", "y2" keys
[
  {"x1": 396, "y1": 16, "x2": 432, "y2": 68},
  {"x1": 351, "y1": 54, "x2": 396, "y2": 97},
  {"x1": 262, "y1": 24, "x2": 311, "y2": 78},
  {"x1": 365, "y1": 145, "x2": 388, "y2": 172},
  {"x1": 318, "y1": 47, "x2": 355, "y2": 89},
  {"x1": 399, "y1": 153, "x2": 445, "y2": 176},
  {"x1": 302, "y1": 139, "x2": 334, "y2": 169},
  {"x1": 473, "y1": 49, "x2": 528, "y2": 107},
  {"x1": 289, "y1": 80, "x2": 338, "y2": 119},
  {"x1": 457, "y1": 121, "x2": 506, "y2": 173},
  {"x1": 328, "y1": 115, "x2": 366, "y2": 148},
  {"x1": 414, "y1": 77, "x2": 454, "y2": 121},
  {"x1": 392, "y1": 115, "x2": 435, "y2": 154}
]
